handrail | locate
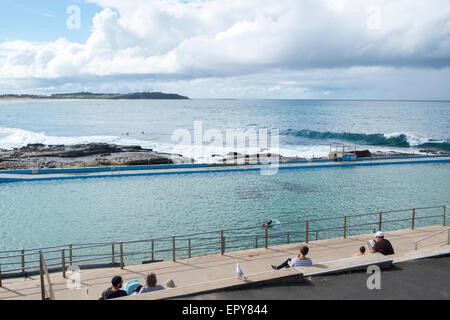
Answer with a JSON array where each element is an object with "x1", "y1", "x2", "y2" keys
[
  {"x1": 0, "y1": 204, "x2": 447, "y2": 277},
  {"x1": 414, "y1": 227, "x2": 450, "y2": 250},
  {"x1": 1, "y1": 205, "x2": 445, "y2": 255}
]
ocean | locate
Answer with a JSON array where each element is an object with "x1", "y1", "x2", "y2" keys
[
  {"x1": 0, "y1": 99, "x2": 449, "y2": 255},
  {"x1": 1, "y1": 99, "x2": 449, "y2": 159}
]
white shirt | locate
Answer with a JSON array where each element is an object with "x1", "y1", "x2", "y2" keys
[{"x1": 290, "y1": 257, "x2": 312, "y2": 267}]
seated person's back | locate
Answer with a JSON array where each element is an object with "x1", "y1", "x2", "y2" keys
[
  {"x1": 353, "y1": 246, "x2": 366, "y2": 257},
  {"x1": 371, "y1": 232, "x2": 394, "y2": 255},
  {"x1": 138, "y1": 272, "x2": 165, "y2": 294},
  {"x1": 102, "y1": 276, "x2": 128, "y2": 299},
  {"x1": 290, "y1": 256, "x2": 312, "y2": 267},
  {"x1": 103, "y1": 287, "x2": 128, "y2": 299},
  {"x1": 372, "y1": 238, "x2": 394, "y2": 255},
  {"x1": 271, "y1": 245, "x2": 312, "y2": 270},
  {"x1": 139, "y1": 284, "x2": 165, "y2": 293}
]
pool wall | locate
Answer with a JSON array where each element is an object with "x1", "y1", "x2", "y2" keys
[{"x1": 1, "y1": 156, "x2": 449, "y2": 183}]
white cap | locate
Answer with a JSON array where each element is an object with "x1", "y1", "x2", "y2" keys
[{"x1": 375, "y1": 231, "x2": 384, "y2": 238}]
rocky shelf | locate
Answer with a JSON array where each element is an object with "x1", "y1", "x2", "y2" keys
[
  {"x1": 0, "y1": 143, "x2": 191, "y2": 170},
  {"x1": 0, "y1": 144, "x2": 447, "y2": 171}
]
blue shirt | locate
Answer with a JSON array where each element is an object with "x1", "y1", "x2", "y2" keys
[{"x1": 138, "y1": 285, "x2": 165, "y2": 294}]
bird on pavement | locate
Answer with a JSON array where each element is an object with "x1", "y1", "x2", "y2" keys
[{"x1": 236, "y1": 263, "x2": 247, "y2": 280}]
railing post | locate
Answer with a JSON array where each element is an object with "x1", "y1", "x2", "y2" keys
[
  {"x1": 61, "y1": 248, "x2": 66, "y2": 278},
  {"x1": 188, "y1": 239, "x2": 191, "y2": 258},
  {"x1": 151, "y1": 240, "x2": 155, "y2": 261},
  {"x1": 316, "y1": 231, "x2": 318, "y2": 241},
  {"x1": 343, "y1": 216, "x2": 347, "y2": 239},
  {"x1": 39, "y1": 253, "x2": 45, "y2": 300},
  {"x1": 378, "y1": 212, "x2": 383, "y2": 231},
  {"x1": 265, "y1": 224, "x2": 269, "y2": 249},
  {"x1": 120, "y1": 242, "x2": 124, "y2": 269},
  {"x1": 21, "y1": 249, "x2": 25, "y2": 274},
  {"x1": 305, "y1": 220, "x2": 309, "y2": 243},
  {"x1": 220, "y1": 231, "x2": 225, "y2": 255},
  {"x1": 287, "y1": 232, "x2": 290, "y2": 244},
  {"x1": 444, "y1": 205, "x2": 447, "y2": 226},
  {"x1": 255, "y1": 237, "x2": 258, "y2": 248},
  {"x1": 172, "y1": 236, "x2": 176, "y2": 262},
  {"x1": 69, "y1": 244, "x2": 73, "y2": 265},
  {"x1": 412, "y1": 208, "x2": 416, "y2": 230},
  {"x1": 0, "y1": 264, "x2": 2, "y2": 288},
  {"x1": 111, "y1": 243, "x2": 115, "y2": 264}
]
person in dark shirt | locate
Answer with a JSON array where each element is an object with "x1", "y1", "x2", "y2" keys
[
  {"x1": 369, "y1": 231, "x2": 394, "y2": 255},
  {"x1": 101, "y1": 275, "x2": 128, "y2": 300}
]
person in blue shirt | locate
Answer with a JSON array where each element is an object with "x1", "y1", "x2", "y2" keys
[{"x1": 138, "y1": 272, "x2": 165, "y2": 294}]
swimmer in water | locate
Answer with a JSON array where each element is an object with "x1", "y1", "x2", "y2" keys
[{"x1": 261, "y1": 219, "x2": 273, "y2": 227}]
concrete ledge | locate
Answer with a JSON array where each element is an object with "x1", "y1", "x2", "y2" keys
[
  {"x1": 393, "y1": 247, "x2": 450, "y2": 263},
  {"x1": 303, "y1": 253, "x2": 393, "y2": 277},
  {"x1": 124, "y1": 253, "x2": 391, "y2": 300},
  {"x1": 124, "y1": 267, "x2": 304, "y2": 300}
]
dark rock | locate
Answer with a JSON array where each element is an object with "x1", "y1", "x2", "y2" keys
[
  {"x1": 25, "y1": 143, "x2": 45, "y2": 150},
  {"x1": 354, "y1": 150, "x2": 371, "y2": 158},
  {"x1": 124, "y1": 158, "x2": 172, "y2": 165},
  {"x1": 0, "y1": 143, "x2": 182, "y2": 170}
]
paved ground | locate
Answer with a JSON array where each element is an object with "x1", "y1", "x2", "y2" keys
[
  {"x1": 0, "y1": 225, "x2": 448, "y2": 300},
  {"x1": 184, "y1": 256, "x2": 450, "y2": 300}
]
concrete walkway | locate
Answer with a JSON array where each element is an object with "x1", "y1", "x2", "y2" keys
[{"x1": 0, "y1": 225, "x2": 448, "y2": 300}]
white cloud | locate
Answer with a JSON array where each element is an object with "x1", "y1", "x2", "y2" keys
[{"x1": 0, "y1": 0, "x2": 449, "y2": 98}]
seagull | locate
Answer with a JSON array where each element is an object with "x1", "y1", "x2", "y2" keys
[{"x1": 236, "y1": 263, "x2": 246, "y2": 280}]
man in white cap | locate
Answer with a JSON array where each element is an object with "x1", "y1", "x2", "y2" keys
[{"x1": 369, "y1": 231, "x2": 394, "y2": 255}]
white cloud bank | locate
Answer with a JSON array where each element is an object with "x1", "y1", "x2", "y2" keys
[{"x1": 1, "y1": 0, "x2": 450, "y2": 98}]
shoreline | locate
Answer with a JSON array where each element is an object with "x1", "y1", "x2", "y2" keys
[{"x1": 0, "y1": 92, "x2": 189, "y2": 100}]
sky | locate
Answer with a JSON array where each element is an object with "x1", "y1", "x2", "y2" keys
[{"x1": 0, "y1": 0, "x2": 449, "y2": 99}]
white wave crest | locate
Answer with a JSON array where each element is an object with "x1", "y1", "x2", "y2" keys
[{"x1": 0, "y1": 126, "x2": 157, "y2": 150}]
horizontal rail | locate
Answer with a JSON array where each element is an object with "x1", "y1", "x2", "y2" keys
[{"x1": 414, "y1": 227, "x2": 450, "y2": 250}]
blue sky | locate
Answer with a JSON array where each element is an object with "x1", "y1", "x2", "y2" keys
[
  {"x1": 0, "y1": 1, "x2": 100, "y2": 43},
  {"x1": 0, "y1": 0, "x2": 449, "y2": 99}
]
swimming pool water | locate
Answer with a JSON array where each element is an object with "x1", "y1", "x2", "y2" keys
[{"x1": 0, "y1": 163, "x2": 449, "y2": 252}]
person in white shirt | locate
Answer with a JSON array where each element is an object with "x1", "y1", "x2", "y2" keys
[{"x1": 271, "y1": 245, "x2": 312, "y2": 270}]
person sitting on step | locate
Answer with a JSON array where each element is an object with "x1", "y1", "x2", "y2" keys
[
  {"x1": 353, "y1": 246, "x2": 366, "y2": 257},
  {"x1": 138, "y1": 272, "x2": 166, "y2": 294},
  {"x1": 271, "y1": 245, "x2": 312, "y2": 270}
]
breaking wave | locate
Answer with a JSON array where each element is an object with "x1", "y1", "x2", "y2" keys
[{"x1": 282, "y1": 129, "x2": 450, "y2": 150}]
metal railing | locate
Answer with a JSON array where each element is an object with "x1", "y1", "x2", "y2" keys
[
  {"x1": 0, "y1": 204, "x2": 447, "y2": 284},
  {"x1": 414, "y1": 227, "x2": 450, "y2": 250}
]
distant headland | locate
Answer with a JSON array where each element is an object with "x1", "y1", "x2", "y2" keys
[{"x1": 0, "y1": 92, "x2": 189, "y2": 100}]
